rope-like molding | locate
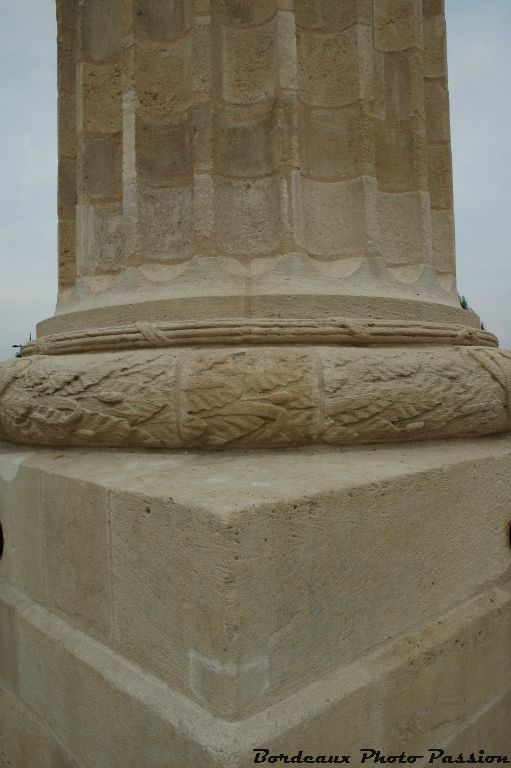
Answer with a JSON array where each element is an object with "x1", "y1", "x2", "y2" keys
[{"x1": 22, "y1": 317, "x2": 497, "y2": 356}]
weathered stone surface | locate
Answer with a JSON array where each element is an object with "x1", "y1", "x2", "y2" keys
[
  {"x1": 1, "y1": 346, "x2": 510, "y2": 449},
  {"x1": 132, "y1": 0, "x2": 193, "y2": 41},
  {"x1": 76, "y1": 202, "x2": 124, "y2": 274},
  {"x1": 77, "y1": 64, "x2": 122, "y2": 135},
  {"x1": 0, "y1": 685, "x2": 81, "y2": 768},
  {"x1": 78, "y1": 135, "x2": 122, "y2": 200},
  {"x1": 79, "y1": 0, "x2": 122, "y2": 62},
  {"x1": 1, "y1": 0, "x2": 510, "y2": 759},
  {"x1": 374, "y1": 0, "x2": 423, "y2": 51},
  {"x1": 1, "y1": 445, "x2": 511, "y2": 764},
  {"x1": 42, "y1": 475, "x2": 111, "y2": 639},
  {"x1": 0, "y1": 598, "x2": 18, "y2": 692},
  {"x1": 297, "y1": 25, "x2": 376, "y2": 107},
  {"x1": 442, "y1": 691, "x2": 511, "y2": 754},
  {"x1": 14, "y1": 0, "x2": 483, "y2": 434},
  {"x1": 0, "y1": 458, "x2": 46, "y2": 604},
  {"x1": 36, "y1": 0, "x2": 468, "y2": 345}
]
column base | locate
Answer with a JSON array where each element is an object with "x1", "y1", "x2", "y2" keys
[
  {"x1": 0, "y1": 337, "x2": 510, "y2": 449},
  {"x1": 1, "y1": 438, "x2": 511, "y2": 765}
]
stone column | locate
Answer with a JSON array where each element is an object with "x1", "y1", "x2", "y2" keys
[
  {"x1": 0, "y1": 0, "x2": 510, "y2": 449},
  {"x1": 2, "y1": 3, "x2": 511, "y2": 764}
]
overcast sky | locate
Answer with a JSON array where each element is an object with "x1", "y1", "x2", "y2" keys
[{"x1": 0, "y1": 0, "x2": 509, "y2": 361}]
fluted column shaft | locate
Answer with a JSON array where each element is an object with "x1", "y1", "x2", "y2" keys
[
  {"x1": 50, "y1": 0, "x2": 459, "y2": 330},
  {"x1": 75, "y1": 0, "x2": 124, "y2": 275}
]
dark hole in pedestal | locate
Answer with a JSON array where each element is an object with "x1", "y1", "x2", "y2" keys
[
  {"x1": 0, "y1": 521, "x2": 4, "y2": 559},
  {"x1": 508, "y1": 522, "x2": 511, "y2": 550}
]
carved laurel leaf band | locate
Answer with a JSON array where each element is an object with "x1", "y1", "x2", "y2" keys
[
  {"x1": 22, "y1": 317, "x2": 497, "y2": 357},
  {"x1": 1, "y1": 345, "x2": 510, "y2": 450}
]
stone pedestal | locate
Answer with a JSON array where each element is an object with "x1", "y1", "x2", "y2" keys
[
  {"x1": 1, "y1": 438, "x2": 511, "y2": 766},
  {"x1": 1, "y1": 0, "x2": 511, "y2": 764}
]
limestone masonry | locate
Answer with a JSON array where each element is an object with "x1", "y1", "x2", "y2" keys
[
  {"x1": 0, "y1": 1, "x2": 510, "y2": 766},
  {"x1": 0, "y1": 0, "x2": 510, "y2": 449}
]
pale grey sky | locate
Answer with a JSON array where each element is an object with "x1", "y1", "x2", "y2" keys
[{"x1": 0, "y1": 0, "x2": 509, "y2": 361}]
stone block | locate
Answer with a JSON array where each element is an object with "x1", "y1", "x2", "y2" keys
[
  {"x1": 135, "y1": 114, "x2": 193, "y2": 185},
  {"x1": 79, "y1": 0, "x2": 122, "y2": 62},
  {"x1": 192, "y1": 16, "x2": 211, "y2": 96},
  {"x1": 1, "y1": 439, "x2": 511, "y2": 758},
  {"x1": 58, "y1": 219, "x2": 77, "y2": 288},
  {"x1": 77, "y1": 63, "x2": 122, "y2": 135},
  {"x1": 298, "y1": 103, "x2": 375, "y2": 180},
  {"x1": 279, "y1": 91, "x2": 300, "y2": 168},
  {"x1": 377, "y1": 190, "x2": 431, "y2": 265},
  {"x1": 76, "y1": 202, "x2": 124, "y2": 275},
  {"x1": 133, "y1": 37, "x2": 192, "y2": 119},
  {"x1": 214, "y1": 176, "x2": 281, "y2": 256},
  {"x1": 425, "y1": 79, "x2": 450, "y2": 142},
  {"x1": 375, "y1": 126, "x2": 428, "y2": 192},
  {"x1": 109, "y1": 489, "x2": 241, "y2": 714},
  {"x1": 125, "y1": 184, "x2": 193, "y2": 262},
  {"x1": 320, "y1": 347, "x2": 508, "y2": 442},
  {"x1": 338, "y1": 0, "x2": 373, "y2": 29},
  {"x1": 58, "y1": 93, "x2": 77, "y2": 158},
  {"x1": 374, "y1": 0, "x2": 423, "y2": 52},
  {"x1": 0, "y1": 454, "x2": 46, "y2": 603},
  {"x1": 58, "y1": 156, "x2": 77, "y2": 218},
  {"x1": 422, "y1": 0, "x2": 444, "y2": 18},
  {"x1": 0, "y1": 684, "x2": 81, "y2": 768},
  {"x1": 2, "y1": 541, "x2": 511, "y2": 766},
  {"x1": 17, "y1": 438, "x2": 510, "y2": 722},
  {"x1": 57, "y1": 29, "x2": 76, "y2": 95},
  {"x1": 215, "y1": 0, "x2": 276, "y2": 26},
  {"x1": 297, "y1": 24, "x2": 376, "y2": 107},
  {"x1": 277, "y1": 9, "x2": 297, "y2": 90},
  {"x1": 301, "y1": 176, "x2": 370, "y2": 256},
  {"x1": 442, "y1": 691, "x2": 511, "y2": 754},
  {"x1": 384, "y1": 50, "x2": 425, "y2": 121},
  {"x1": 191, "y1": 100, "x2": 213, "y2": 171},
  {"x1": 214, "y1": 104, "x2": 278, "y2": 178},
  {"x1": 376, "y1": 585, "x2": 511, "y2": 753},
  {"x1": 235, "y1": 444, "x2": 511, "y2": 709},
  {"x1": 0, "y1": 596, "x2": 18, "y2": 691},
  {"x1": 193, "y1": 0, "x2": 210, "y2": 15},
  {"x1": 193, "y1": 172, "x2": 214, "y2": 241},
  {"x1": 295, "y1": 0, "x2": 373, "y2": 31},
  {"x1": 41, "y1": 475, "x2": 111, "y2": 640},
  {"x1": 14, "y1": 595, "x2": 215, "y2": 768},
  {"x1": 220, "y1": 19, "x2": 278, "y2": 104},
  {"x1": 423, "y1": 13, "x2": 447, "y2": 78},
  {"x1": 295, "y1": 0, "x2": 333, "y2": 28},
  {"x1": 79, "y1": 135, "x2": 122, "y2": 201},
  {"x1": 431, "y1": 207, "x2": 455, "y2": 275},
  {"x1": 132, "y1": 0, "x2": 192, "y2": 40},
  {"x1": 57, "y1": 0, "x2": 77, "y2": 32},
  {"x1": 262, "y1": 663, "x2": 381, "y2": 762},
  {"x1": 427, "y1": 144, "x2": 453, "y2": 209}
]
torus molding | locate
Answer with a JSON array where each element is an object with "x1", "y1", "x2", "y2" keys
[
  {"x1": 22, "y1": 317, "x2": 497, "y2": 357},
  {"x1": 1, "y1": 346, "x2": 510, "y2": 450}
]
